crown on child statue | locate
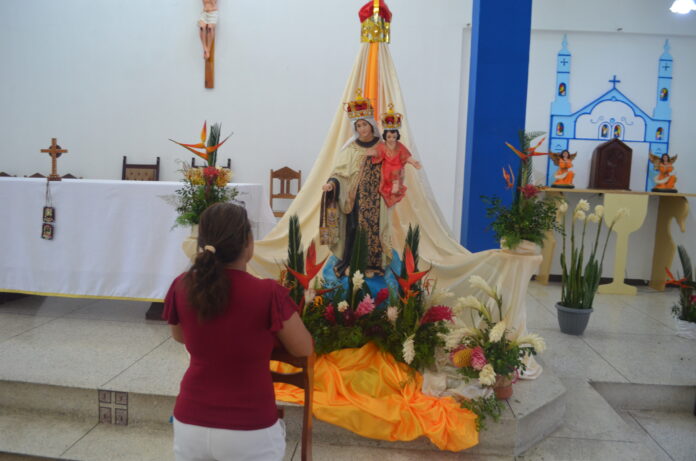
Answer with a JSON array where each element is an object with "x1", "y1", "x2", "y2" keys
[
  {"x1": 345, "y1": 89, "x2": 374, "y2": 119},
  {"x1": 381, "y1": 103, "x2": 402, "y2": 130}
]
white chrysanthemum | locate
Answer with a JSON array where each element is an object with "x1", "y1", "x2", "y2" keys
[
  {"x1": 402, "y1": 334, "x2": 416, "y2": 365},
  {"x1": 337, "y1": 301, "x2": 349, "y2": 312},
  {"x1": 594, "y1": 205, "x2": 604, "y2": 218},
  {"x1": 517, "y1": 333, "x2": 546, "y2": 353},
  {"x1": 576, "y1": 199, "x2": 590, "y2": 212},
  {"x1": 469, "y1": 275, "x2": 496, "y2": 298},
  {"x1": 587, "y1": 213, "x2": 600, "y2": 223},
  {"x1": 386, "y1": 306, "x2": 398, "y2": 324},
  {"x1": 573, "y1": 210, "x2": 586, "y2": 221},
  {"x1": 478, "y1": 364, "x2": 496, "y2": 386},
  {"x1": 489, "y1": 321, "x2": 507, "y2": 343},
  {"x1": 557, "y1": 201, "x2": 568, "y2": 214},
  {"x1": 352, "y1": 271, "x2": 364, "y2": 292}
]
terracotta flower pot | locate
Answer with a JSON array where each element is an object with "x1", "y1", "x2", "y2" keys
[{"x1": 493, "y1": 375, "x2": 514, "y2": 400}]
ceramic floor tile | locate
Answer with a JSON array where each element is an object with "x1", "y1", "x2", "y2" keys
[
  {"x1": 617, "y1": 410, "x2": 673, "y2": 461},
  {"x1": 65, "y1": 299, "x2": 154, "y2": 323},
  {"x1": 0, "y1": 318, "x2": 170, "y2": 387},
  {"x1": 0, "y1": 408, "x2": 95, "y2": 458},
  {"x1": 618, "y1": 291, "x2": 681, "y2": 329},
  {"x1": 531, "y1": 328, "x2": 628, "y2": 382},
  {"x1": 629, "y1": 410, "x2": 696, "y2": 461},
  {"x1": 103, "y1": 337, "x2": 189, "y2": 396},
  {"x1": 524, "y1": 297, "x2": 559, "y2": 331},
  {"x1": 62, "y1": 422, "x2": 173, "y2": 461},
  {"x1": 582, "y1": 332, "x2": 696, "y2": 385},
  {"x1": 0, "y1": 295, "x2": 94, "y2": 317},
  {"x1": 583, "y1": 300, "x2": 676, "y2": 335},
  {"x1": 0, "y1": 312, "x2": 55, "y2": 343}
]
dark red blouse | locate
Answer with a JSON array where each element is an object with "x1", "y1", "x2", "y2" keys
[{"x1": 163, "y1": 269, "x2": 297, "y2": 430}]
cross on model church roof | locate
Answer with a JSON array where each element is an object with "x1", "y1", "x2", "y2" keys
[{"x1": 609, "y1": 75, "x2": 621, "y2": 88}]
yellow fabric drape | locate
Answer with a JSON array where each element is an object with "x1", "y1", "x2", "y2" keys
[{"x1": 273, "y1": 343, "x2": 478, "y2": 452}]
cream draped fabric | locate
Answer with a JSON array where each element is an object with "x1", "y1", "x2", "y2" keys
[{"x1": 250, "y1": 44, "x2": 543, "y2": 382}]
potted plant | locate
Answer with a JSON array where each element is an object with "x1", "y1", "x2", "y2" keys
[
  {"x1": 445, "y1": 275, "x2": 545, "y2": 400},
  {"x1": 555, "y1": 199, "x2": 628, "y2": 335},
  {"x1": 666, "y1": 245, "x2": 696, "y2": 340},
  {"x1": 484, "y1": 131, "x2": 560, "y2": 253}
]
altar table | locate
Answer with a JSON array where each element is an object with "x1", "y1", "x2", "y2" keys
[
  {"x1": 0, "y1": 178, "x2": 276, "y2": 301},
  {"x1": 537, "y1": 188, "x2": 694, "y2": 294}
]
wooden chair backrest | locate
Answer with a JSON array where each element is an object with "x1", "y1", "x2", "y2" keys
[
  {"x1": 270, "y1": 167, "x2": 301, "y2": 218},
  {"x1": 122, "y1": 156, "x2": 160, "y2": 181},
  {"x1": 271, "y1": 349, "x2": 314, "y2": 461},
  {"x1": 0, "y1": 172, "x2": 15, "y2": 177},
  {"x1": 190, "y1": 157, "x2": 232, "y2": 169}
]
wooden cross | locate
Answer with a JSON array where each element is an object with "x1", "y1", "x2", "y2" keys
[{"x1": 40, "y1": 138, "x2": 68, "y2": 181}]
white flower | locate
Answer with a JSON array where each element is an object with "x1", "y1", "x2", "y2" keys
[
  {"x1": 352, "y1": 271, "x2": 364, "y2": 292},
  {"x1": 456, "y1": 295, "x2": 489, "y2": 320},
  {"x1": 386, "y1": 306, "x2": 398, "y2": 324},
  {"x1": 489, "y1": 321, "x2": 507, "y2": 343},
  {"x1": 337, "y1": 301, "x2": 349, "y2": 312},
  {"x1": 573, "y1": 210, "x2": 586, "y2": 221},
  {"x1": 304, "y1": 288, "x2": 316, "y2": 304},
  {"x1": 594, "y1": 205, "x2": 604, "y2": 218},
  {"x1": 443, "y1": 326, "x2": 473, "y2": 349},
  {"x1": 576, "y1": 199, "x2": 590, "y2": 212},
  {"x1": 557, "y1": 201, "x2": 568, "y2": 214},
  {"x1": 517, "y1": 333, "x2": 546, "y2": 353},
  {"x1": 469, "y1": 275, "x2": 496, "y2": 299},
  {"x1": 478, "y1": 364, "x2": 496, "y2": 386},
  {"x1": 429, "y1": 288, "x2": 454, "y2": 307},
  {"x1": 587, "y1": 213, "x2": 600, "y2": 223},
  {"x1": 402, "y1": 334, "x2": 416, "y2": 365}
]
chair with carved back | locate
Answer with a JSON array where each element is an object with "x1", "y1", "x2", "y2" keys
[
  {"x1": 190, "y1": 157, "x2": 232, "y2": 169},
  {"x1": 122, "y1": 156, "x2": 160, "y2": 181},
  {"x1": 270, "y1": 167, "x2": 301, "y2": 218},
  {"x1": 271, "y1": 348, "x2": 314, "y2": 461}
]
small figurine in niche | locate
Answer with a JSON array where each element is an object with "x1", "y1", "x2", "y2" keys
[
  {"x1": 367, "y1": 104, "x2": 422, "y2": 207},
  {"x1": 613, "y1": 125, "x2": 622, "y2": 138},
  {"x1": 649, "y1": 152, "x2": 678, "y2": 192},
  {"x1": 601, "y1": 124, "x2": 609, "y2": 138},
  {"x1": 550, "y1": 150, "x2": 576, "y2": 189}
]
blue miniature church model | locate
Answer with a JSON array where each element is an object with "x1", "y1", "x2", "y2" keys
[{"x1": 547, "y1": 37, "x2": 673, "y2": 191}]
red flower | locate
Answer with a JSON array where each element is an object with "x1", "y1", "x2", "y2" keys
[
  {"x1": 420, "y1": 305, "x2": 454, "y2": 325},
  {"x1": 690, "y1": 295, "x2": 696, "y2": 304},
  {"x1": 375, "y1": 288, "x2": 389, "y2": 306},
  {"x1": 203, "y1": 166, "x2": 219, "y2": 179},
  {"x1": 323, "y1": 304, "x2": 336, "y2": 324},
  {"x1": 286, "y1": 241, "x2": 327, "y2": 290},
  {"x1": 520, "y1": 184, "x2": 539, "y2": 199},
  {"x1": 396, "y1": 247, "x2": 429, "y2": 296}
]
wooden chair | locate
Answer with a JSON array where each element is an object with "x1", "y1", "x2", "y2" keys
[
  {"x1": 122, "y1": 156, "x2": 160, "y2": 181},
  {"x1": 270, "y1": 167, "x2": 301, "y2": 218},
  {"x1": 0, "y1": 172, "x2": 15, "y2": 177},
  {"x1": 25, "y1": 173, "x2": 46, "y2": 178},
  {"x1": 271, "y1": 349, "x2": 314, "y2": 461},
  {"x1": 62, "y1": 173, "x2": 81, "y2": 179},
  {"x1": 190, "y1": 157, "x2": 232, "y2": 169}
]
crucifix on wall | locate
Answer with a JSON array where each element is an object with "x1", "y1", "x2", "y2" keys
[
  {"x1": 198, "y1": 0, "x2": 218, "y2": 89},
  {"x1": 41, "y1": 138, "x2": 68, "y2": 181}
]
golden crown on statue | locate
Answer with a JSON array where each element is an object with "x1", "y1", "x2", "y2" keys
[
  {"x1": 345, "y1": 89, "x2": 374, "y2": 119},
  {"x1": 381, "y1": 103, "x2": 402, "y2": 130}
]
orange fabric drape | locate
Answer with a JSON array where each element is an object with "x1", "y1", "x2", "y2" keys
[
  {"x1": 364, "y1": 42, "x2": 380, "y2": 120},
  {"x1": 272, "y1": 343, "x2": 478, "y2": 452}
]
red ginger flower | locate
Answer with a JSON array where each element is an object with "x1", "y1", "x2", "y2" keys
[
  {"x1": 323, "y1": 304, "x2": 336, "y2": 324},
  {"x1": 420, "y1": 305, "x2": 454, "y2": 325},
  {"x1": 471, "y1": 346, "x2": 487, "y2": 370},
  {"x1": 375, "y1": 288, "x2": 389, "y2": 306},
  {"x1": 520, "y1": 184, "x2": 539, "y2": 199},
  {"x1": 355, "y1": 294, "x2": 376, "y2": 318}
]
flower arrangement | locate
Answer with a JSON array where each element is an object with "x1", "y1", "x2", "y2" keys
[
  {"x1": 282, "y1": 219, "x2": 454, "y2": 370},
  {"x1": 444, "y1": 276, "x2": 545, "y2": 391},
  {"x1": 169, "y1": 122, "x2": 237, "y2": 227},
  {"x1": 483, "y1": 131, "x2": 560, "y2": 250},
  {"x1": 666, "y1": 245, "x2": 696, "y2": 324},
  {"x1": 557, "y1": 199, "x2": 628, "y2": 309}
]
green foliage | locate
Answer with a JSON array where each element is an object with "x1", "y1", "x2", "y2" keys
[
  {"x1": 671, "y1": 245, "x2": 696, "y2": 323},
  {"x1": 484, "y1": 195, "x2": 559, "y2": 248},
  {"x1": 207, "y1": 123, "x2": 221, "y2": 167},
  {"x1": 460, "y1": 395, "x2": 506, "y2": 431},
  {"x1": 174, "y1": 174, "x2": 237, "y2": 227},
  {"x1": 286, "y1": 215, "x2": 304, "y2": 305}
]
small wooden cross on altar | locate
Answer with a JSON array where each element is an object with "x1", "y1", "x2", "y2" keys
[{"x1": 41, "y1": 138, "x2": 68, "y2": 181}]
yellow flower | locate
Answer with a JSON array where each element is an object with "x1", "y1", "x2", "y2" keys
[
  {"x1": 478, "y1": 364, "x2": 496, "y2": 386},
  {"x1": 452, "y1": 348, "x2": 474, "y2": 368},
  {"x1": 313, "y1": 296, "x2": 323, "y2": 306}
]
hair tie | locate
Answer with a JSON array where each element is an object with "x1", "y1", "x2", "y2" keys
[{"x1": 203, "y1": 245, "x2": 216, "y2": 254}]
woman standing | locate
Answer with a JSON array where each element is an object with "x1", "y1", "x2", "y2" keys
[{"x1": 164, "y1": 202, "x2": 313, "y2": 461}]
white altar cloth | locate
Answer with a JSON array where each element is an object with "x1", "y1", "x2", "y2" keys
[{"x1": 0, "y1": 178, "x2": 276, "y2": 301}]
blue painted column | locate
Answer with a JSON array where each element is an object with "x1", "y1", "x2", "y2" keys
[{"x1": 460, "y1": 0, "x2": 533, "y2": 252}]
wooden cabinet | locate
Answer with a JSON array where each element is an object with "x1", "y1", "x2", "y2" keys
[{"x1": 589, "y1": 138, "x2": 632, "y2": 190}]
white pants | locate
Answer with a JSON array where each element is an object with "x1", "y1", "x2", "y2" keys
[{"x1": 173, "y1": 417, "x2": 286, "y2": 461}]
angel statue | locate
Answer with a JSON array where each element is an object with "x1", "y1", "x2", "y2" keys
[
  {"x1": 550, "y1": 150, "x2": 576, "y2": 188},
  {"x1": 649, "y1": 152, "x2": 678, "y2": 192}
]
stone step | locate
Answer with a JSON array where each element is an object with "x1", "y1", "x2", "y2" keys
[{"x1": 591, "y1": 381, "x2": 696, "y2": 413}]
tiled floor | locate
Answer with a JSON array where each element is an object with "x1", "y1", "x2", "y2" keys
[{"x1": 0, "y1": 283, "x2": 694, "y2": 460}]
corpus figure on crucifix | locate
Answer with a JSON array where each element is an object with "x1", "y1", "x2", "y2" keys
[{"x1": 198, "y1": 0, "x2": 218, "y2": 60}]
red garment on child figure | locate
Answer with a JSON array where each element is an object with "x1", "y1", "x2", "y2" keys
[{"x1": 372, "y1": 141, "x2": 412, "y2": 207}]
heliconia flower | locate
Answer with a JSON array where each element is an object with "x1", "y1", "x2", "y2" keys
[
  {"x1": 573, "y1": 210, "x2": 586, "y2": 221},
  {"x1": 516, "y1": 333, "x2": 546, "y2": 353},
  {"x1": 396, "y1": 247, "x2": 429, "y2": 295},
  {"x1": 469, "y1": 275, "x2": 496, "y2": 299},
  {"x1": 386, "y1": 306, "x2": 398, "y2": 324},
  {"x1": 402, "y1": 334, "x2": 416, "y2": 365},
  {"x1": 451, "y1": 347, "x2": 474, "y2": 368},
  {"x1": 323, "y1": 304, "x2": 336, "y2": 324},
  {"x1": 594, "y1": 205, "x2": 604, "y2": 218},
  {"x1": 352, "y1": 271, "x2": 365, "y2": 292},
  {"x1": 478, "y1": 364, "x2": 497, "y2": 386},
  {"x1": 355, "y1": 294, "x2": 376, "y2": 318},
  {"x1": 489, "y1": 321, "x2": 507, "y2": 343},
  {"x1": 286, "y1": 241, "x2": 328, "y2": 290},
  {"x1": 337, "y1": 300, "x2": 349, "y2": 312},
  {"x1": 557, "y1": 201, "x2": 568, "y2": 214},
  {"x1": 471, "y1": 346, "x2": 487, "y2": 370},
  {"x1": 375, "y1": 288, "x2": 389, "y2": 306},
  {"x1": 520, "y1": 184, "x2": 539, "y2": 199},
  {"x1": 576, "y1": 199, "x2": 590, "y2": 212},
  {"x1": 587, "y1": 213, "x2": 600, "y2": 223},
  {"x1": 420, "y1": 305, "x2": 454, "y2": 325}
]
